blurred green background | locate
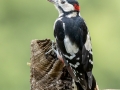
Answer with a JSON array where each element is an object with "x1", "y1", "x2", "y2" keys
[{"x1": 0, "y1": 0, "x2": 120, "y2": 90}]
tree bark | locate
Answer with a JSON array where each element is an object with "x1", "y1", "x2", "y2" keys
[{"x1": 30, "y1": 39, "x2": 73, "y2": 90}]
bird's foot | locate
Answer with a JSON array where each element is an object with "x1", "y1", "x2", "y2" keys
[
  {"x1": 45, "y1": 40, "x2": 57, "y2": 54},
  {"x1": 45, "y1": 40, "x2": 57, "y2": 59}
]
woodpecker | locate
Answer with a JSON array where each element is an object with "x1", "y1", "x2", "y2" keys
[{"x1": 47, "y1": 0, "x2": 97, "y2": 90}]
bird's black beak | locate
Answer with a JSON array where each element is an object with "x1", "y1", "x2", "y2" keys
[
  {"x1": 48, "y1": 0, "x2": 56, "y2": 4},
  {"x1": 48, "y1": 0, "x2": 54, "y2": 3}
]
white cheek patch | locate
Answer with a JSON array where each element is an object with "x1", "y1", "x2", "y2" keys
[{"x1": 60, "y1": 1, "x2": 74, "y2": 12}]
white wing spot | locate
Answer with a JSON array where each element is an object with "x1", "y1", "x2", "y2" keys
[
  {"x1": 90, "y1": 49, "x2": 93, "y2": 54},
  {"x1": 87, "y1": 55, "x2": 89, "y2": 58},
  {"x1": 76, "y1": 57, "x2": 80, "y2": 60},
  {"x1": 69, "y1": 63, "x2": 75, "y2": 68},
  {"x1": 74, "y1": 62, "x2": 80, "y2": 68},
  {"x1": 63, "y1": 23, "x2": 65, "y2": 31},
  {"x1": 89, "y1": 59, "x2": 93, "y2": 64},
  {"x1": 64, "y1": 35, "x2": 79, "y2": 55},
  {"x1": 85, "y1": 32, "x2": 92, "y2": 51},
  {"x1": 72, "y1": 69, "x2": 76, "y2": 76},
  {"x1": 66, "y1": 60, "x2": 68, "y2": 63},
  {"x1": 80, "y1": 73, "x2": 82, "y2": 75},
  {"x1": 64, "y1": 54, "x2": 76, "y2": 60},
  {"x1": 70, "y1": 62, "x2": 80, "y2": 68},
  {"x1": 81, "y1": 78, "x2": 83, "y2": 80}
]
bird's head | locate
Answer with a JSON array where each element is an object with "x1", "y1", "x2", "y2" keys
[{"x1": 48, "y1": 0, "x2": 80, "y2": 16}]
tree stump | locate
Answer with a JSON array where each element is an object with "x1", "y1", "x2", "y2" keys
[{"x1": 30, "y1": 39, "x2": 73, "y2": 90}]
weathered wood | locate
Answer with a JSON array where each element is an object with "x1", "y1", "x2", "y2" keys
[{"x1": 30, "y1": 39, "x2": 73, "y2": 90}]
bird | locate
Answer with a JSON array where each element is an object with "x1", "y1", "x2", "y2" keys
[{"x1": 46, "y1": 0, "x2": 97, "y2": 90}]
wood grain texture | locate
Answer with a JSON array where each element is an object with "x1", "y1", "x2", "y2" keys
[{"x1": 30, "y1": 39, "x2": 73, "y2": 90}]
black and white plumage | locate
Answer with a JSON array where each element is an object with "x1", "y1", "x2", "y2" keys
[{"x1": 47, "y1": 0, "x2": 97, "y2": 90}]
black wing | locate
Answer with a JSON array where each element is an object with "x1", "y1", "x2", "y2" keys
[
  {"x1": 54, "y1": 19, "x2": 79, "y2": 81},
  {"x1": 79, "y1": 18, "x2": 93, "y2": 89},
  {"x1": 72, "y1": 17, "x2": 94, "y2": 89},
  {"x1": 63, "y1": 16, "x2": 94, "y2": 89}
]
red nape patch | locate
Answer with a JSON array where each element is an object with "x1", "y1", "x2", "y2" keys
[{"x1": 74, "y1": 4, "x2": 80, "y2": 11}]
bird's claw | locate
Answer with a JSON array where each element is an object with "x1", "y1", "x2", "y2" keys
[
  {"x1": 45, "y1": 40, "x2": 56, "y2": 54},
  {"x1": 45, "y1": 40, "x2": 57, "y2": 59}
]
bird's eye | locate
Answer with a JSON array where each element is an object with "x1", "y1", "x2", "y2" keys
[{"x1": 61, "y1": 0, "x2": 65, "y2": 4}]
